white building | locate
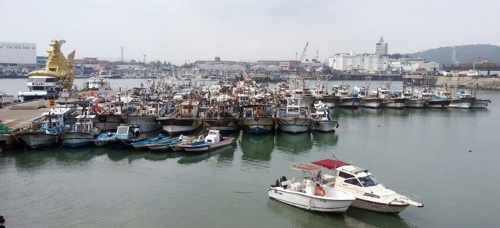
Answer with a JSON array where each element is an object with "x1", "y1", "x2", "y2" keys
[
  {"x1": 389, "y1": 57, "x2": 439, "y2": 72},
  {"x1": 328, "y1": 52, "x2": 382, "y2": 72},
  {"x1": 0, "y1": 42, "x2": 37, "y2": 64}
]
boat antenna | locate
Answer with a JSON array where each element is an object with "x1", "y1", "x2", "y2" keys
[{"x1": 332, "y1": 149, "x2": 339, "y2": 161}]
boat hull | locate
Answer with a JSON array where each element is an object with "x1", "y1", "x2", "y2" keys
[
  {"x1": 203, "y1": 118, "x2": 239, "y2": 134},
  {"x1": 126, "y1": 115, "x2": 160, "y2": 132},
  {"x1": 240, "y1": 117, "x2": 275, "y2": 135},
  {"x1": 448, "y1": 97, "x2": 474, "y2": 109},
  {"x1": 277, "y1": 118, "x2": 312, "y2": 133},
  {"x1": 405, "y1": 99, "x2": 427, "y2": 108},
  {"x1": 93, "y1": 140, "x2": 110, "y2": 147},
  {"x1": 471, "y1": 99, "x2": 491, "y2": 109},
  {"x1": 351, "y1": 198, "x2": 409, "y2": 214},
  {"x1": 383, "y1": 98, "x2": 407, "y2": 109},
  {"x1": 59, "y1": 133, "x2": 94, "y2": 148},
  {"x1": 338, "y1": 97, "x2": 361, "y2": 108},
  {"x1": 93, "y1": 114, "x2": 123, "y2": 131},
  {"x1": 362, "y1": 98, "x2": 381, "y2": 108},
  {"x1": 159, "y1": 119, "x2": 203, "y2": 136},
  {"x1": 268, "y1": 187, "x2": 354, "y2": 213},
  {"x1": 180, "y1": 138, "x2": 234, "y2": 152},
  {"x1": 16, "y1": 133, "x2": 58, "y2": 149},
  {"x1": 312, "y1": 120, "x2": 338, "y2": 133},
  {"x1": 426, "y1": 100, "x2": 451, "y2": 109}
]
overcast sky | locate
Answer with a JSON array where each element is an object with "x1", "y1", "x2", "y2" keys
[{"x1": 1, "y1": 0, "x2": 498, "y2": 64}]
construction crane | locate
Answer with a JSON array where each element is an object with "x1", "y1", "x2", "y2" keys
[{"x1": 299, "y1": 42, "x2": 309, "y2": 62}]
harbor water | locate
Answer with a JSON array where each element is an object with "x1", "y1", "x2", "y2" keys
[{"x1": 1, "y1": 78, "x2": 499, "y2": 227}]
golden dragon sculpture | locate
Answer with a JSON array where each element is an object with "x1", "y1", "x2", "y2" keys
[{"x1": 28, "y1": 39, "x2": 76, "y2": 90}]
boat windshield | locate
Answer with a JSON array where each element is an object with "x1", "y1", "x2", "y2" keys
[{"x1": 358, "y1": 175, "x2": 379, "y2": 187}]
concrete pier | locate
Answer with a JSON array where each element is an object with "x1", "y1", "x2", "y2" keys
[
  {"x1": 0, "y1": 100, "x2": 55, "y2": 150},
  {"x1": 435, "y1": 76, "x2": 500, "y2": 90}
]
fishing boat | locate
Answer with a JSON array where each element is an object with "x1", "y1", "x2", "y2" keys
[
  {"x1": 377, "y1": 82, "x2": 407, "y2": 109},
  {"x1": 333, "y1": 83, "x2": 361, "y2": 108},
  {"x1": 311, "y1": 101, "x2": 339, "y2": 133},
  {"x1": 239, "y1": 95, "x2": 275, "y2": 135},
  {"x1": 129, "y1": 134, "x2": 171, "y2": 151},
  {"x1": 419, "y1": 87, "x2": 451, "y2": 109},
  {"x1": 15, "y1": 108, "x2": 71, "y2": 149},
  {"x1": 448, "y1": 90, "x2": 476, "y2": 109},
  {"x1": 92, "y1": 131, "x2": 117, "y2": 147},
  {"x1": 312, "y1": 159, "x2": 424, "y2": 214},
  {"x1": 276, "y1": 96, "x2": 312, "y2": 134},
  {"x1": 157, "y1": 99, "x2": 203, "y2": 136},
  {"x1": 147, "y1": 136, "x2": 185, "y2": 151},
  {"x1": 59, "y1": 114, "x2": 100, "y2": 148},
  {"x1": 202, "y1": 95, "x2": 240, "y2": 135},
  {"x1": 177, "y1": 130, "x2": 234, "y2": 152},
  {"x1": 267, "y1": 162, "x2": 356, "y2": 213},
  {"x1": 112, "y1": 124, "x2": 148, "y2": 147}
]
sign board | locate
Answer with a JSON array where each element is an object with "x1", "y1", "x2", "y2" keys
[
  {"x1": 60, "y1": 91, "x2": 70, "y2": 98},
  {"x1": 49, "y1": 99, "x2": 56, "y2": 107}
]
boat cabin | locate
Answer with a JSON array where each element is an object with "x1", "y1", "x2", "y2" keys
[
  {"x1": 179, "y1": 100, "x2": 199, "y2": 118},
  {"x1": 116, "y1": 125, "x2": 143, "y2": 140},
  {"x1": 205, "y1": 130, "x2": 223, "y2": 143},
  {"x1": 72, "y1": 114, "x2": 98, "y2": 134}
]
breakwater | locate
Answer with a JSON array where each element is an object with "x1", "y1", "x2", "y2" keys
[{"x1": 435, "y1": 76, "x2": 500, "y2": 90}]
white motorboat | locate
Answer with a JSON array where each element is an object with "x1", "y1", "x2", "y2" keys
[
  {"x1": 312, "y1": 159, "x2": 424, "y2": 214},
  {"x1": 268, "y1": 162, "x2": 355, "y2": 213}
]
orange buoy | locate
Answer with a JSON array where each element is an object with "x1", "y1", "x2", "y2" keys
[{"x1": 315, "y1": 184, "x2": 326, "y2": 196}]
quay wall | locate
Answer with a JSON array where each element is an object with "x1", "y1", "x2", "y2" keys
[{"x1": 435, "y1": 76, "x2": 500, "y2": 90}]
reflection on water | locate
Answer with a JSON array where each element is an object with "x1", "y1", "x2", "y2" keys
[
  {"x1": 107, "y1": 148, "x2": 134, "y2": 162},
  {"x1": 177, "y1": 144, "x2": 236, "y2": 165},
  {"x1": 275, "y1": 132, "x2": 312, "y2": 154},
  {"x1": 344, "y1": 207, "x2": 416, "y2": 228},
  {"x1": 145, "y1": 151, "x2": 185, "y2": 161},
  {"x1": 240, "y1": 133, "x2": 275, "y2": 161},
  {"x1": 60, "y1": 147, "x2": 93, "y2": 161},
  {"x1": 128, "y1": 151, "x2": 150, "y2": 163},
  {"x1": 266, "y1": 200, "x2": 347, "y2": 228},
  {"x1": 311, "y1": 132, "x2": 339, "y2": 147}
]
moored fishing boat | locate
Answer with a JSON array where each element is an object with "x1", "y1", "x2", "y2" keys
[
  {"x1": 15, "y1": 108, "x2": 71, "y2": 149},
  {"x1": 92, "y1": 131, "x2": 117, "y2": 147},
  {"x1": 59, "y1": 114, "x2": 100, "y2": 148},
  {"x1": 311, "y1": 101, "x2": 339, "y2": 133},
  {"x1": 111, "y1": 124, "x2": 148, "y2": 148},
  {"x1": 177, "y1": 130, "x2": 234, "y2": 152},
  {"x1": 130, "y1": 134, "x2": 171, "y2": 151},
  {"x1": 147, "y1": 137, "x2": 184, "y2": 151},
  {"x1": 157, "y1": 99, "x2": 203, "y2": 136}
]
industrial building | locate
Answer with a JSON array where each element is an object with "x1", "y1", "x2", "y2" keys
[
  {"x1": 328, "y1": 37, "x2": 440, "y2": 73},
  {"x1": 0, "y1": 42, "x2": 37, "y2": 64}
]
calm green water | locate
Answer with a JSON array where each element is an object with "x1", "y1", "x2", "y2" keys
[{"x1": 1, "y1": 79, "x2": 499, "y2": 227}]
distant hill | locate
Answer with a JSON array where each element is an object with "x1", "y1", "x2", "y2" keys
[{"x1": 408, "y1": 44, "x2": 500, "y2": 64}]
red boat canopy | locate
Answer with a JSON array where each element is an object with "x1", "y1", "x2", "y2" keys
[{"x1": 311, "y1": 159, "x2": 349, "y2": 170}]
